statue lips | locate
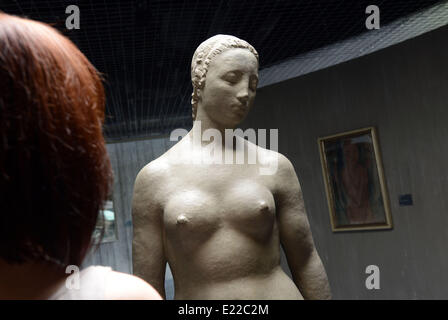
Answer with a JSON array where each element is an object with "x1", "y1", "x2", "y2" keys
[{"x1": 232, "y1": 103, "x2": 247, "y2": 116}]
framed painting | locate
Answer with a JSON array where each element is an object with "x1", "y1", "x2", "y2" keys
[
  {"x1": 318, "y1": 127, "x2": 392, "y2": 232},
  {"x1": 92, "y1": 193, "x2": 118, "y2": 244}
]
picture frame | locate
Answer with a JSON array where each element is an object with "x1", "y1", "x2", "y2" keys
[
  {"x1": 318, "y1": 127, "x2": 393, "y2": 232},
  {"x1": 92, "y1": 193, "x2": 118, "y2": 244}
]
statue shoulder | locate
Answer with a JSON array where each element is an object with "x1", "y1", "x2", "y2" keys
[
  {"x1": 133, "y1": 157, "x2": 171, "y2": 207},
  {"x1": 275, "y1": 152, "x2": 296, "y2": 176},
  {"x1": 256, "y1": 148, "x2": 300, "y2": 194},
  {"x1": 254, "y1": 144, "x2": 295, "y2": 175},
  {"x1": 137, "y1": 157, "x2": 170, "y2": 184}
]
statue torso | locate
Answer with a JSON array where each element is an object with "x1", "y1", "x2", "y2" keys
[{"x1": 152, "y1": 138, "x2": 303, "y2": 299}]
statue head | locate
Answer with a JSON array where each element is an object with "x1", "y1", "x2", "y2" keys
[{"x1": 190, "y1": 35, "x2": 259, "y2": 121}]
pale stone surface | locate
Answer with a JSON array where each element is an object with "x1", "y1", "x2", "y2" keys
[{"x1": 132, "y1": 35, "x2": 331, "y2": 299}]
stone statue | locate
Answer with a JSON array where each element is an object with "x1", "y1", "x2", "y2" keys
[{"x1": 132, "y1": 35, "x2": 331, "y2": 299}]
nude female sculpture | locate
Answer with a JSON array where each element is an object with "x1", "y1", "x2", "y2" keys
[{"x1": 132, "y1": 35, "x2": 331, "y2": 299}]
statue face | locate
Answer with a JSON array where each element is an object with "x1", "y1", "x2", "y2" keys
[{"x1": 199, "y1": 48, "x2": 258, "y2": 127}]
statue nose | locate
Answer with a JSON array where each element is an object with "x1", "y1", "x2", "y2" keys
[{"x1": 237, "y1": 93, "x2": 249, "y2": 105}]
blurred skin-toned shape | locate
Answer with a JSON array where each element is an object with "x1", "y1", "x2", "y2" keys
[{"x1": 0, "y1": 12, "x2": 160, "y2": 300}]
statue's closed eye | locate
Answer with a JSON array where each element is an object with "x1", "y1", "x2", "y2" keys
[{"x1": 223, "y1": 71, "x2": 240, "y2": 83}]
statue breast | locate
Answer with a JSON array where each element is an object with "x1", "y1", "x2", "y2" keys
[{"x1": 163, "y1": 179, "x2": 276, "y2": 251}]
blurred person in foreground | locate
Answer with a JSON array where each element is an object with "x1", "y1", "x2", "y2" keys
[{"x1": 0, "y1": 12, "x2": 161, "y2": 300}]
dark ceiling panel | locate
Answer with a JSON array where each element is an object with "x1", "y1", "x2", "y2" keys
[{"x1": 0, "y1": 0, "x2": 443, "y2": 141}]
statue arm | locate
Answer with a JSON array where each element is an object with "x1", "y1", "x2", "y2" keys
[
  {"x1": 131, "y1": 165, "x2": 167, "y2": 298},
  {"x1": 276, "y1": 154, "x2": 332, "y2": 300}
]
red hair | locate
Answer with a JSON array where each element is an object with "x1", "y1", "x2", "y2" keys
[{"x1": 0, "y1": 13, "x2": 112, "y2": 267}]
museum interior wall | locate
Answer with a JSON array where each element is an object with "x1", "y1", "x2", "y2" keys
[
  {"x1": 83, "y1": 24, "x2": 448, "y2": 300},
  {"x1": 241, "y1": 24, "x2": 448, "y2": 299},
  {"x1": 81, "y1": 136, "x2": 176, "y2": 299}
]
